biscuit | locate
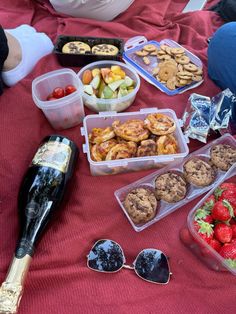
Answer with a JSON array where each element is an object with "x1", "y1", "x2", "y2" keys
[
  {"x1": 92, "y1": 44, "x2": 119, "y2": 56},
  {"x1": 124, "y1": 187, "x2": 157, "y2": 224},
  {"x1": 135, "y1": 49, "x2": 150, "y2": 56},
  {"x1": 143, "y1": 44, "x2": 157, "y2": 52},
  {"x1": 210, "y1": 144, "x2": 236, "y2": 171},
  {"x1": 183, "y1": 158, "x2": 216, "y2": 187},
  {"x1": 155, "y1": 172, "x2": 187, "y2": 203},
  {"x1": 62, "y1": 41, "x2": 91, "y2": 54}
]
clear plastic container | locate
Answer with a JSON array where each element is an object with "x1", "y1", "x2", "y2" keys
[
  {"x1": 180, "y1": 163, "x2": 236, "y2": 275},
  {"x1": 80, "y1": 107, "x2": 189, "y2": 176},
  {"x1": 77, "y1": 60, "x2": 140, "y2": 113},
  {"x1": 123, "y1": 36, "x2": 203, "y2": 96},
  {"x1": 115, "y1": 133, "x2": 236, "y2": 232},
  {"x1": 32, "y1": 68, "x2": 85, "y2": 130}
]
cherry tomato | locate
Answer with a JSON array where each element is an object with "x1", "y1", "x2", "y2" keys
[
  {"x1": 47, "y1": 93, "x2": 57, "y2": 101},
  {"x1": 65, "y1": 85, "x2": 77, "y2": 96},
  {"x1": 52, "y1": 87, "x2": 65, "y2": 99}
]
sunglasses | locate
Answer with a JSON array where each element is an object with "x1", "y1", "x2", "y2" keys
[{"x1": 87, "y1": 239, "x2": 171, "y2": 285}]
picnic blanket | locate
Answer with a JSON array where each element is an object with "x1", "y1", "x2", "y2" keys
[{"x1": 1, "y1": 1, "x2": 235, "y2": 314}]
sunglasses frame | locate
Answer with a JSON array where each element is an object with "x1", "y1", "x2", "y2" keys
[{"x1": 87, "y1": 239, "x2": 171, "y2": 285}]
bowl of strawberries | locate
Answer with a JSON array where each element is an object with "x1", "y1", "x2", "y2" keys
[{"x1": 180, "y1": 163, "x2": 236, "y2": 275}]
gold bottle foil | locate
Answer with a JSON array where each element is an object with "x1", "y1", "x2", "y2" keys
[{"x1": 0, "y1": 255, "x2": 32, "y2": 314}]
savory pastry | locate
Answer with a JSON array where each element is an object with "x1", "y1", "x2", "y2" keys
[
  {"x1": 156, "y1": 134, "x2": 178, "y2": 155},
  {"x1": 183, "y1": 158, "x2": 216, "y2": 187},
  {"x1": 144, "y1": 113, "x2": 176, "y2": 135},
  {"x1": 112, "y1": 119, "x2": 149, "y2": 142},
  {"x1": 137, "y1": 139, "x2": 157, "y2": 157},
  {"x1": 155, "y1": 172, "x2": 187, "y2": 203},
  {"x1": 105, "y1": 142, "x2": 137, "y2": 160},
  {"x1": 210, "y1": 144, "x2": 236, "y2": 171},
  {"x1": 90, "y1": 139, "x2": 117, "y2": 161},
  {"x1": 124, "y1": 187, "x2": 157, "y2": 224},
  {"x1": 62, "y1": 41, "x2": 91, "y2": 54},
  {"x1": 92, "y1": 44, "x2": 119, "y2": 56},
  {"x1": 89, "y1": 127, "x2": 115, "y2": 144}
]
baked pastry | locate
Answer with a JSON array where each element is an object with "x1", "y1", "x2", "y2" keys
[
  {"x1": 124, "y1": 187, "x2": 157, "y2": 224},
  {"x1": 62, "y1": 41, "x2": 91, "y2": 54},
  {"x1": 92, "y1": 44, "x2": 119, "y2": 56},
  {"x1": 183, "y1": 158, "x2": 216, "y2": 187},
  {"x1": 210, "y1": 144, "x2": 236, "y2": 171},
  {"x1": 105, "y1": 141, "x2": 137, "y2": 160},
  {"x1": 112, "y1": 119, "x2": 149, "y2": 142},
  {"x1": 137, "y1": 139, "x2": 157, "y2": 157},
  {"x1": 155, "y1": 172, "x2": 187, "y2": 203},
  {"x1": 89, "y1": 127, "x2": 115, "y2": 144},
  {"x1": 144, "y1": 113, "x2": 176, "y2": 135},
  {"x1": 156, "y1": 134, "x2": 178, "y2": 155},
  {"x1": 90, "y1": 139, "x2": 117, "y2": 161}
]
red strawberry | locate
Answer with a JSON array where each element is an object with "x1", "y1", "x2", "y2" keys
[
  {"x1": 214, "y1": 223, "x2": 232, "y2": 243},
  {"x1": 194, "y1": 200, "x2": 214, "y2": 223},
  {"x1": 231, "y1": 224, "x2": 236, "y2": 238},
  {"x1": 211, "y1": 200, "x2": 234, "y2": 221},
  {"x1": 205, "y1": 194, "x2": 216, "y2": 204},
  {"x1": 208, "y1": 238, "x2": 222, "y2": 252},
  {"x1": 179, "y1": 227, "x2": 193, "y2": 245},
  {"x1": 219, "y1": 242, "x2": 236, "y2": 260},
  {"x1": 214, "y1": 183, "x2": 236, "y2": 201},
  {"x1": 195, "y1": 220, "x2": 214, "y2": 244}
]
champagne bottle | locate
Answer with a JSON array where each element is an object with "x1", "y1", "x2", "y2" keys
[{"x1": 0, "y1": 135, "x2": 78, "y2": 314}]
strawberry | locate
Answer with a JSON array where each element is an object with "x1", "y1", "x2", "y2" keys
[
  {"x1": 231, "y1": 224, "x2": 236, "y2": 238},
  {"x1": 195, "y1": 220, "x2": 214, "y2": 244},
  {"x1": 205, "y1": 194, "x2": 216, "y2": 204},
  {"x1": 214, "y1": 223, "x2": 232, "y2": 243},
  {"x1": 194, "y1": 200, "x2": 214, "y2": 223},
  {"x1": 214, "y1": 183, "x2": 236, "y2": 201},
  {"x1": 219, "y1": 242, "x2": 236, "y2": 259},
  {"x1": 211, "y1": 200, "x2": 234, "y2": 221},
  {"x1": 179, "y1": 227, "x2": 193, "y2": 245},
  {"x1": 208, "y1": 238, "x2": 222, "y2": 252}
]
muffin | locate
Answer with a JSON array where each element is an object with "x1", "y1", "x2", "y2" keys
[
  {"x1": 155, "y1": 172, "x2": 187, "y2": 203},
  {"x1": 124, "y1": 187, "x2": 157, "y2": 224},
  {"x1": 183, "y1": 158, "x2": 216, "y2": 187},
  {"x1": 210, "y1": 144, "x2": 236, "y2": 171}
]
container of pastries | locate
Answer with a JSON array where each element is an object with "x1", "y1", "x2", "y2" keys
[
  {"x1": 80, "y1": 107, "x2": 189, "y2": 176},
  {"x1": 54, "y1": 35, "x2": 124, "y2": 67},
  {"x1": 114, "y1": 133, "x2": 236, "y2": 231},
  {"x1": 123, "y1": 36, "x2": 204, "y2": 96}
]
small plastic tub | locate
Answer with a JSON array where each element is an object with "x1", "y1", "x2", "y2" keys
[
  {"x1": 77, "y1": 60, "x2": 140, "y2": 113},
  {"x1": 180, "y1": 163, "x2": 236, "y2": 276},
  {"x1": 32, "y1": 68, "x2": 85, "y2": 130}
]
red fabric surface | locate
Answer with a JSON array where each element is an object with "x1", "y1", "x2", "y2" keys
[{"x1": 0, "y1": 1, "x2": 235, "y2": 314}]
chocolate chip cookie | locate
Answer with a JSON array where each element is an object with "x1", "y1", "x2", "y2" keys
[
  {"x1": 155, "y1": 172, "x2": 187, "y2": 203},
  {"x1": 183, "y1": 158, "x2": 216, "y2": 187},
  {"x1": 124, "y1": 187, "x2": 157, "y2": 224},
  {"x1": 62, "y1": 41, "x2": 91, "y2": 54},
  {"x1": 210, "y1": 144, "x2": 236, "y2": 171},
  {"x1": 92, "y1": 44, "x2": 119, "y2": 56}
]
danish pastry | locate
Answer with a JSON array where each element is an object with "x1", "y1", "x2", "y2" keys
[
  {"x1": 157, "y1": 134, "x2": 178, "y2": 155},
  {"x1": 112, "y1": 119, "x2": 149, "y2": 142},
  {"x1": 89, "y1": 127, "x2": 115, "y2": 144},
  {"x1": 144, "y1": 113, "x2": 176, "y2": 135}
]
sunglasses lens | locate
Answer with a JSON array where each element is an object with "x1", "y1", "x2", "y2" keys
[
  {"x1": 88, "y1": 240, "x2": 124, "y2": 272},
  {"x1": 134, "y1": 249, "x2": 170, "y2": 284}
]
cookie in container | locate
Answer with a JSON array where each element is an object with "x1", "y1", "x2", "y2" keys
[
  {"x1": 80, "y1": 107, "x2": 189, "y2": 176},
  {"x1": 114, "y1": 133, "x2": 236, "y2": 232},
  {"x1": 54, "y1": 35, "x2": 124, "y2": 67},
  {"x1": 123, "y1": 36, "x2": 204, "y2": 96}
]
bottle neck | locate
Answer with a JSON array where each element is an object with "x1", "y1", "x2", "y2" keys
[{"x1": 0, "y1": 255, "x2": 32, "y2": 313}]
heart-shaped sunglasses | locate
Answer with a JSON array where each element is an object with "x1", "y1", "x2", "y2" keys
[{"x1": 87, "y1": 239, "x2": 171, "y2": 284}]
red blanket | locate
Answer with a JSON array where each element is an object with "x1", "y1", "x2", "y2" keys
[{"x1": 1, "y1": 1, "x2": 235, "y2": 313}]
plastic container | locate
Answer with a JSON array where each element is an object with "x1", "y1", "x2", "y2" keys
[
  {"x1": 77, "y1": 60, "x2": 140, "y2": 112},
  {"x1": 115, "y1": 133, "x2": 236, "y2": 232},
  {"x1": 54, "y1": 35, "x2": 124, "y2": 67},
  {"x1": 123, "y1": 36, "x2": 203, "y2": 96},
  {"x1": 180, "y1": 163, "x2": 236, "y2": 275},
  {"x1": 80, "y1": 107, "x2": 189, "y2": 176},
  {"x1": 32, "y1": 69, "x2": 85, "y2": 130}
]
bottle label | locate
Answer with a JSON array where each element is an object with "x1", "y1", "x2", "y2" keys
[{"x1": 31, "y1": 141, "x2": 72, "y2": 173}]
